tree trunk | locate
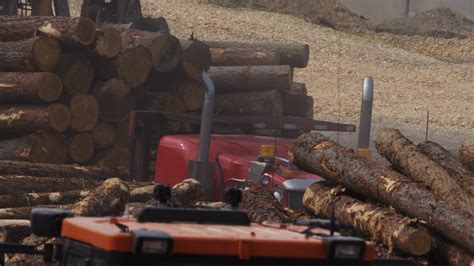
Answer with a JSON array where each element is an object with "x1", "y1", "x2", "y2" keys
[
  {"x1": 0, "y1": 160, "x2": 129, "y2": 180},
  {"x1": 0, "y1": 36, "x2": 61, "y2": 72},
  {"x1": 31, "y1": 0, "x2": 53, "y2": 16},
  {"x1": 91, "y1": 122, "x2": 116, "y2": 150},
  {"x1": 92, "y1": 28, "x2": 122, "y2": 58},
  {"x1": 0, "y1": 16, "x2": 96, "y2": 46},
  {"x1": 0, "y1": 104, "x2": 71, "y2": 133},
  {"x1": 417, "y1": 141, "x2": 474, "y2": 196},
  {"x1": 122, "y1": 29, "x2": 181, "y2": 72},
  {"x1": 0, "y1": 72, "x2": 62, "y2": 103},
  {"x1": 71, "y1": 178, "x2": 130, "y2": 216},
  {"x1": 69, "y1": 93, "x2": 99, "y2": 132},
  {"x1": 303, "y1": 182, "x2": 432, "y2": 256},
  {"x1": 210, "y1": 47, "x2": 280, "y2": 66},
  {"x1": 433, "y1": 237, "x2": 474, "y2": 266},
  {"x1": 177, "y1": 79, "x2": 204, "y2": 112},
  {"x1": 0, "y1": 190, "x2": 89, "y2": 209},
  {"x1": 55, "y1": 54, "x2": 94, "y2": 94},
  {"x1": 215, "y1": 89, "x2": 282, "y2": 117},
  {"x1": 459, "y1": 140, "x2": 474, "y2": 172},
  {"x1": 289, "y1": 132, "x2": 474, "y2": 253},
  {"x1": 241, "y1": 189, "x2": 294, "y2": 224},
  {"x1": 288, "y1": 82, "x2": 307, "y2": 95},
  {"x1": 209, "y1": 65, "x2": 292, "y2": 93},
  {"x1": 282, "y1": 92, "x2": 314, "y2": 118},
  {"x1": 93, "y1": 79, "x2": 132, "y2": 123},
  {"x1": 205, "y1": 41, "x2": 309, "y2": 68},
  {"x1": 375, "y1": 128, "x2": 473, "y2": 216},
  {"x1": 0, "y1": 132, "x2": 68, "y2": 164},
  {"x1": 69, "y1": 132, "x2": 94, "y2": 164},
  {"x1": 0, "y1": 220, "x2": 31, "y2": 243},
  {"x1": 0, "y1": 175, "x2": 97, "y2": 195},
  {"x1": 180, "y1": 39, "x2": 211, "y2": 78}
]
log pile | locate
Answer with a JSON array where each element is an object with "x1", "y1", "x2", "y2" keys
[{"x1": 291, "y1": 130, "x2": 474, "y2": 265}]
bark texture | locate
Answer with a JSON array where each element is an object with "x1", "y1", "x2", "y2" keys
[
  {"x1": 0, "y1": 72, "x2": 62, "y2": 103},
  {"x1": 289, "y1": 132, "x2": 474, "y2": 253},
  {"x1": 210, "y1": 47, "x2": 280, "y2": 66},
  {"x1": 0, "y1": 175, "x2": 97, "y2": 195},
  {"x1": 282, "y1": 92, "x2": 314, "y2": 118},
  {"x1": 0, "y1": 220, "x2": 31, "y2": 243},
  {"x1": 0, "y1": 205, "x2": 70, "y2": 220},
  {"x1": 0, "y1": 104, "x2": 71, "y2": 133},
  {"x1": 170, "y1": 179, "x2": 204, "y2": 207},
  {"x1": 241, "y1": 189, "x2": 294, "y2": 224},
  {"x1": 433, "y1": 237, "x2": 474, "y2": 266},
  {"x1": 215, "y1": 89, "x2": 282, "y2": 117},
  {"x1": 459, "y1": 140, "x2": 474, "y2": 172},
  {"x1": 0, "y1": 190, "x2": 89, "y2": 208}
]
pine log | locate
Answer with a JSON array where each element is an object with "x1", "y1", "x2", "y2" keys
[
  {"x1": 92, "y1": 146, "x2": 128, "y2": 169},
  {"x1": 0, "y1": 16, "x2": 96, "y2": 45},
  {"x1": 0, "y1": 190, "x2": 89, "y2": 209},
  {"x1": 209, "y1": 65, "x2": 292, "y2": 93},
  {"x1": 241, "y1": 189, "x2": 294, "y2": 224},
  {"x1": 0, "y1": 104, "x2": 71, "y2": 133},
  {"x1": 71, "y1": 178, "x2": 130, "y2": 216},
  {"x1": 0, "y1": 175, "x2": 97, "y2": 195},
  {"x1": 303, "y1": 182, "x2": 432, "y2": 256},
  {"x1": 459, "y1": 140, "x2": 474, "y2": 172},
  {"x1": 69, "y1": 132, "x2": 94, "y2": 164},
  {"x1": 282, "y1": 92, "x2": 314, "y2": 118},
  {"x1": 0, "y1": 220, "x2": 31, "y2": 243},
  {"x1": 180, "y1": 39, "x2": 211, "y2": 78},
  {"x1": 55, "y1": 54, "x2": 94, "y2": 94},
  {"x1": 417, "y1": 141, "x2": 474, "y2": 195},
  {"x1": 289, "y1": 132, "x2": 474, "y2": 253},
  {"x1": 7, "y1": 234, "x2": 50, "y2": 264},
  {"x1": 93, "y1": 79, "x2": 132, "y2": 123},
  {"x1": 0, "y1": 205, "x2": 70, "y2": 220},
  {"x1": 288, "y1": 82, "x2": 307, "y2": 95},
  {"x1": 215, "y1": 89, "x2": 282, "y2": 117},
  {"x1": 0, "y1": 132, "x2": 67, "y2": 164},
  {"x1": 93, "y1": 28, "x2": 122, "y2": 58},
  {"x1": 205, "y1": 41, "x2": 309, "y2": 68},
  {"x1": 170, "y1": 179, "x2": 204, "y2": 207},
  {"x1": 31, "y1": 0, "x2": 53, "y2": 16},
  {"x1": 122, "y1": 29, "x2": 181, "y2": 72},
  {"x1": 91, "y1": 122, "x2": 116, "y2": 150},
  {"x1": 0, "y1": 36, "x2": 61, "y2": 72},
  {"x1": 177, "y1": 79, "x2": 204, "y2": 112},
  {"x1": 145, "y1": 92, "x2": 186, "y2": 113},
  {"x1": 210, "y1": 47, "x2": 280, "y2": 66},
  {"x1": 0, "y1": 72, "x2": 62, "y2": 103},
  {"x1": 434, "y1": 237, "x2": 474, "y2": 266},
  {"x1": 0, "y1": 160, "x2": 129, "y2": 180},
  {"x1": 69, "y1": 93, "x2": 99, "y2": 132},
  {"x1": 375, "y1": 128, "x2": 473, "y2": 216}
]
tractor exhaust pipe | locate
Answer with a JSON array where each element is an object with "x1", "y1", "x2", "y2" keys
[
  {"x1": 188, "y1": 72, "x2": 215, "y2": 201},
  {"x1": 357, "y1": 76, "x2": 374, "y2": 160}
]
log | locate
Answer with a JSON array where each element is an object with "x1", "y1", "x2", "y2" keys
[
  {"x1": 170, "y1": 179, "x2": 204, "y2": 206},
  {"x1": 375, "y1": 128, "x2": 473, "y2": 216},
  {"x1": 0, "y1": 16, "x2": 96, "y2": 45},
  {"x1": 0, "y1": 132, "x2": 67, "y2": 164},
  {"x1": 205, "y1": 41, "x2": 309, "y2": 68},
  {"x1": 55, "y1": 54, "x2": 94, "y2": 94},
  {"x1": 210, "y1": 47, "x2": 280, "y2": 66},
  {"x1": 0, "y1": 36, "x2": 61, "y2": 72},
  {"x1": 177, "y1": 79, "x2": 204, "y2": 112},
  {"x1": 69, "y1": 132, "x2": 94, "y2": 164},
  {"x1": 288, "y1": 82, "x2": 307, "y2": 95},
  {"x1": 0, "y1": 104, "x2": 71, "y2": 133},
  {"x1": 289, "y1": 132, "x2": 474, "y2": 253},
  {"x1": 0, "y1": 220, "x2": 31, "y2": 243},
  {"x1": 0, "y1": 160, "x2": 129, "y2": 180},
  {"x1": 180, "y1": 38, "x2": 211, "y2": 78},
  {"x1": 215, "y1": 89, "x2": 282, "y2": 117},
  {"x1": 303, "y1": 182, "x2": 432, "y2": 256},
  {"x1": 114, "y1": 117, "x2": 129, "y2": 147},
  {"x1": 91, "y1": 122, "x2": 116, "y2": 150},
  {"x1": 0, "y1": 72, "x2": 62, "y2": 103},
  {"x1": 0, "y1": 190, "x2": 89, "y2": 209},
  {"x1": 122, "y1": 29, "x2": 181, "y2": 72},
  {"x1": 209, "y1": 65, "x2": 292, "y2": 93},
  {"x1": 69, "y1": 93, "x2": 99, "y2": 132},
  {"x1": 93, "y1": 28, "x2": 122, "y2": 58},
  {"x1": 145, "y1": 92, "x2": 186, "y2": 113},
  {"x1": 71, "y1": 178, "x2": 130, "y2": 216},
  {"x1": 417, "y1": 141, "x2": 474, "y2": 195},
  {"x1": 0, "y1": 175, "x2": 97, "y2": 195},
  {"x1": 93, "y1": 79, "x2": 132, "y2": 123},
  {"x1": 460, "y1": 140, "x2": 474, "y2": 172},
  {"x1": 433, "y1": 237, "x2": 474, "y2": 266},
  {"x1": 282, "y1": 92, "x2": 314, "y2": 118},
  {"x1": 92, "y1": 146, "x2": 128, "y2": 169},
  {"x1": 0, "y1": 205, "x2": 70, "y2": 220},
  {"x1": 241, "y1": 189, "x2": 294, "y2": 224}
]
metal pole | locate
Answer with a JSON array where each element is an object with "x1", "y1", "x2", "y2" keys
[
  {"x1": 357, "y1": 76, "x2": 373, "y2": 149},
  {"x1": 198, "y1": 72, "x2": 215, "y2": 162}
]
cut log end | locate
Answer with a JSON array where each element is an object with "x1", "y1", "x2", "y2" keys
[
  {"x1": 33, "y1": 36, "x2": 61, "y2": 72},
  {"x1": 95, "y1": 79, "x2": 131, "y2": 123},
  {"x1": 96, "y1": 28, "x2": 122, "y2": 58},
  {"x1": 76, "y1": 17, "x2": 97, "y2": 45},
  {"x1": 70, "y1": 93, "x2": 99, "y2": 132},
  {"x1": 116, "y1": 46, "x2": 152, "y2": 88},
  {"x1": 30, "y1": 132, "x2": 67, "y2": 164},
  {"x1": 91, "y1": 122, "x2": 116, "y2": 150},
  {"x1": 48, "y1": 103, "x2": 71, "y2": 132},
  {"x1": 150, "y1": 34, "x2": 181, "y2": 72},
  {"x1": 37, "y1": 72, "x2": 62, "y2": 102},
  {"x1": 177, "y1": 79, "x2": 204, "y2": 112},
  {"x1": 406, "y1": 229, "x2": 433, "y2": 256},
  {"x1": 70, "y1": 132, "x2": 94, "y2": 164},
  {"x1": 182, "y1": 39, "x2": 211, "y2": 75}
]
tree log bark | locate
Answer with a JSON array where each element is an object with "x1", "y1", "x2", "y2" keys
[
  {"x1": 210, "y1": 47, "x2": 280, "y2": 66},
  {"x1": 0, "y1": 160, "x2": 128, "y2": 180},
  {"x1": 282, "y1": 92, "x2": 314, "y2": 118},
  {"x1": 288, "y1": 82, "x2": 307, "y2": 95},
  {"x1": 177, "y1": 79, "x2": 204, "y2": 112},
  {"x1": 0, "y1": 175, "x2": 97, "y2": 195},
  {"x1": 459, "y1": 140, "x2": 474, "y2": 172},
  {"x1": 71, "y1": 178, "x2": 130, "y2": 216},
  {"x1": 241, "y1": 189, "x2": 294, "y2": 224},
  {"x1": 0, "y1": 190, "x2": 89, "y2": 209},
  {"x1": 0, "y1": 104, "x2": 71, "y2": 133},
  {"x1": 375, "y1": 128, "x2": 473, "y2": 216},
  {"x1": 417, "y1": 141, "x2": 474, "y2": 196},
  {"x1": 93, "y1": 79, "x2": 132, "y2": 123},
  {"x1": 145, "y1": 91, "x2": 186, "y2": 113},
  {"x1": 205, "y1": 41, "x2": 309, "y2": 68},
  {"x1": 215, "y1": 89, "x2": 282, "y2": 117},
  {"x1": 0, "y1": 132, "x2": 68, "y2": 164},
  {"x1": 169, "y1": 179, "x2": 204, "y2": 207},
  {"x1": 433, "y1": 237, "x2": 474, "y2": 266},
  {"x1": 91, "y1": 122, "x2": 116, "y2": 150},
  {"x1": 289, "y1": 132, "x2": 474, "y2": 253},
  {"x1": 0, "y1": 205, "x2": 71, "y2": 220},
  {"x1": 0, "y1": 36, "x2": 61, "y2": 72},
  {"x1": 55, "y1": 54, "x2": 94, "y2": 94},
  {"x1": 209, "y1": 65, "x2": 292, "y2": 93},
  {"x1": 303, "y1": 182, "x2": 432, "y2": 256},
  {"x1": 0, "y1": 72, "x2": 62, "y2": 103},
  {"x1": 0, "y1": 220, "x2": 31, "y2": 243},
  {"x1": 180, "y1": 39, "x2": 211, "y2": 78},
  {"x1": 91, "y1": 146, "x2": 128, "y2": 169},
  {"x1": 69, "y1": 132, "x2": 94, "y2": 164},
  {"x1": 69, "y1": 93, "x2": 99, "y2": 132}
]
